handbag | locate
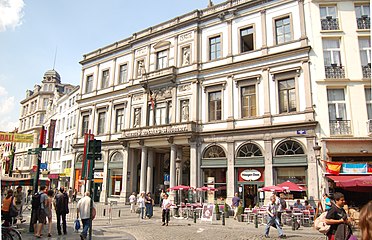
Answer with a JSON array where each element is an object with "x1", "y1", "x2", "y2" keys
[
  {"x1": 74, "y1": 218, "x2": 81, "y2": 231},
  {"x1": 9, "y1": 197, "x2": 19, "y2": 218}
]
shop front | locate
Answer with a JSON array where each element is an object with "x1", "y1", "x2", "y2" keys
[{"x1": 237, "y1": 168, "x2": 264, "y2": 208}]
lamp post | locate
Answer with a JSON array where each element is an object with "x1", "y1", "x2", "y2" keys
[{"x1": 175, "y1": 157, "x2": 181, "y2": 205}]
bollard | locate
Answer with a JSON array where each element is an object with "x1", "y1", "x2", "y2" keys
[
  {"x1": 222, "y1": 212, "x2": 225, "y2": 226},
  {"x1": 254, "y1": 214, "x2": 258, "y2": 228},
  {"x1": 193, "y1": 210, "x2": 197, "y2": 223},
  {"x1": 292, "y1": 215, "x2": 295, "y2": 231},
  {"x1": 119, "y1": 210, "x2": 121, "y2": 217},
  {"x1": 103, "y1": 208, "x2": 106, "y2": 217}
]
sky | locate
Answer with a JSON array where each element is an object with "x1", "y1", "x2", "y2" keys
[{"x1": 0, "y1": 0, "x2": 225, "y2": 132}]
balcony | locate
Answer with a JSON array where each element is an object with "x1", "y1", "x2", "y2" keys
[
  {"x1": 325, "y1": 65, "x2": 345, "y2": 79},
  {"x1": 362, "y1": 64, "x2": 371, "y2": 78},
  {"x1": 321, "y1": 17, "x2": 339, "y2": 30},
  {"x1": 330, "y1": 119, "x2": 352, "y2": 135},
  {"x1": 356, "y1": 16, "x2": 370, "y2": 29}
]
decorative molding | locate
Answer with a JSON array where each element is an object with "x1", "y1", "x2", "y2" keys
[
  {"x1": 202, "y1": 80, "x2": 227, "y2": 93},
  {"x1": 133, "y1": 94, "x2": 143, "y2": 102},
  {"x1": 271, "y1": 67, "x2": 301, "y2": 81},
  {"x1": 234, "y1": 74, "x2": 262, "y2": 87},
  {"x1": 153, "y1": 40, "x2": 171, "y2": 50},
  {"x1": 179, "y1": 32, "x2": 193, "y2": 43},
  {"x1": 167, "y1": 136, "x2": 174, "y2": 144},
  {"x1": 178, "y1": 84, "x2": 191, "y2": 92},
  {"x1": 152, "y1": 86, "x2": 173, "y2": 100},
  {"x1": 135, "y1": 47, "x2": 148, "y2": 56}
]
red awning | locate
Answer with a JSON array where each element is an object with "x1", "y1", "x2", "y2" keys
[{"x1": 327, "y1": 175, "x2": 366, "y2": 186}]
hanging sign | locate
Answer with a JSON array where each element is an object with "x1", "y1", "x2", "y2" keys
[{"x1": 240, "y1": 169, "x2": 261, "y2": 181}]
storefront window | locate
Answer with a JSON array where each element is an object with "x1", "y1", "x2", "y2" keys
[
  {"x1": 109, "y1": 169, "x2": 122, "y2": 196},
  {"x1": 203, "y1": 168, "x2": 226, "y2": 199},
  {"x1": 276, "y1": 167, "x2": 306, "y2": 186}
]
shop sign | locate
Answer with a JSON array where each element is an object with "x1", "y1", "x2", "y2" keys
[
  {"x1": 64, "y1": 168, "x2": 71, "y2": 176},
  {"x1": 93, "y1": 172, "x2": 104, "y2": 178},
  {"x1": 48, "y1": 174, "x2": 59, "y2": 179},
  {"x1": 124, "y1": 124, "x2": 190, "y2": 137},
  {"x1": 240, "y1": 169, "x2": 261, "y2": 181}
]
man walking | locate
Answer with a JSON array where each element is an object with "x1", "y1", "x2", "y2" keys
[
  {"x1": 264, "y1": 195, "x2": 286, "y2": 238},
  {"x1": 54, "y1": 186, "x2": 69, "y2": 235},
  {"x1": 232, "y1": 192, "x2": 240, "y2": 220},
  {"x1": 77, "y1": 192, "x2": 96, "y2": 240},
  {"x1": 13, "y1": 185, "x2": 26, "y2": 224}
]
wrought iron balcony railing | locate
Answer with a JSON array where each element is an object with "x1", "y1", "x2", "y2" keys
[
  {"x1": 357, "y1": 16, "x2": 370, "y2": 29},
  {"x1": 330, "y1": 120, "x2": 352, "y2": 135},
  {"x1": 325, "y1": 65, "x2": 345, "y2": 79},
  {"x1": 362, "y1": 64, "x2": 371, "y2": 78},
  {"x1": 321, "y1": 17, "x2": 339, "y2": 30}
]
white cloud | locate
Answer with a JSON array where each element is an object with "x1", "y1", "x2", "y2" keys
[
  {"x1": 0, "y1": 84, "x2": 18, "y2": 131},
  {"x1": 0, "y1": 0, "x2": 25, "y2": 32}
]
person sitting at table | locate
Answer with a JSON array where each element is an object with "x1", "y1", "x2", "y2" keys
[
  {"x1": 293, "y1": 199, "x2": 304, "y2": 210},
  {"x1": 304, "y1": 200, "x2": 312, "y2": 210}
]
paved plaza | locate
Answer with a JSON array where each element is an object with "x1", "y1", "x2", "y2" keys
[{"x1": 10, "y1": 204, "x2": 354, "y2": 240}]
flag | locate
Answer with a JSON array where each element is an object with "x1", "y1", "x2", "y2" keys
[
  {"x1": 149, "y1": 91, "x2": 155, "y2": 109},
  {"x1": 325, "y1": 161, "x2": 342, "y2": 175}
]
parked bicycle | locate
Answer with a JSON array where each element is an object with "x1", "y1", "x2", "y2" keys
[{"x1": 2, "y1": 226, "x2": 22, "y2": 240}]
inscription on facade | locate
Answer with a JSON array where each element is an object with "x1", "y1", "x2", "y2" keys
[
  {"x1": 124, "y1": 124, "x2": 189, "y2": 137},
  {"x1": 179, "y1": 32, "x2": 193, "y2": 42},
  {"x1": 135, "y1": 47, "x2": 148, "y2": 56}
]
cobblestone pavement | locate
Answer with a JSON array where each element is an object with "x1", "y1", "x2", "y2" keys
[{"x1": 16, "y1": 204, "x2": 359, "y2": 240}]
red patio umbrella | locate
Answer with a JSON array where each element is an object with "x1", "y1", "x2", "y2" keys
[
  {"x1": 277, "y1": 181, "x2": 306, "y2": 192},
  {"x1": 337, "y1": 175, "x2": 372, "y2": 192},
  {"x1": 259, "y1": 185, "x2": 284, "y2": 192},
  {"x1": 196, "y1": 186, "x2": 217, "y2": 191},
  {"x1": 169, "y1": 185, "x2": 191, "y2": 191}
]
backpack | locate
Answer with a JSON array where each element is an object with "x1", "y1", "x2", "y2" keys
[
  {"x1": 32, "y1": 192, "x2": 41, "y2": 210},
  {"x1": 55, "y1": 193, "x2": 69, "y2": 214},
  {"x1": 314, "y1": 211, "x2": 331, "y2": 234},
  {"x1": 280, "y1": 198, "x2": 286, "y2": 209}
]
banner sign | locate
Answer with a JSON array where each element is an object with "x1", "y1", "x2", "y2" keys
[
  {"x1": 201, "y1": 203, "x2": 214, "y2": 222},
  {"x1": 326, "y1": 161, "x2": 342, "y2": 175},
  {"x1": 342, "y1": 163, "x2": 367, "y2": 174},
  {"x1": 0, "y1": 132, "x2": 33, "y2": 143},
  {"x1": 47, "y1": 120, "x2": 56, "y2": 148}
]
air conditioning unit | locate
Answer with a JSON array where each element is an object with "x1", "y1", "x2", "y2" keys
[{"x1": 368, "y1": 119, "x2": 372, "y2": 135}]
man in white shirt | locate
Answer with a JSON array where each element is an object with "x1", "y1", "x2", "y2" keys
[
  {"x1": 161, "y1": 193, "x2": 171, "y2": 226},
  {"x1": 77, "y1": 192, "x2": 96, "y2": 240},
  {"x1": 129, "y1": 192, "x2": 137, "y2": 213},
  {"x1": 264, "y1": 195, "x2": 286, "y2": 238}
]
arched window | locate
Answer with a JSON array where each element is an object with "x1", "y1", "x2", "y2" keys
[
  {"x1": 111, "y1": 152, "x2": 123, "y2": 162},
  {"x1": 275, "y1": 140, "x2": 304, "y2": 155},
  {"x1": 203, "y1": 145, "x2": 226, "y2": 158},
  {"x1": 237, "y1": 143, "x2": 262, "y2": 157}
]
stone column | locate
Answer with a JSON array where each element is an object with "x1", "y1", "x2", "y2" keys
[
  {"x1": 100, "y1": 152, "x2": 109, "y2": 203},
  {"x1": 264, "y1": 139, "x2": 273, "y2": 203},
  {"x1": 262, "y1": 68, "x2": 271, "y2": 125},
  {"x1": 120, "y1": 142, "x2": 129, "y2": 203},
  {"x1": 189, "y1": 140, "x2": 198, "y2": 188},
  {"x1": 139, "y1": 144, "x2": 148, "y2": 193},
  {"x1": 146, "y1": 149, "x2": 154, "y2": 193},
  {"x1": 226, "y1": 141, "x2": 235, "y2": 205},
  {"x1": 169, "y1": 139, "x2": 177, "y2": 202},
  {"x1": 306, "y1": 137, "x2": 320, "y2": 202},
  {"x1": 260, "y1": 10, "x2": 268, "y2": 54}
]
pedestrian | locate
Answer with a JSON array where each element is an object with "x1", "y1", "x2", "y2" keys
[
  {"x1": 1, "y1": 188, "x2": 16, "y2": 227},
  {"x1": 323, "y1": 193, "x2": 332, "y2": 211},
  {"x1": 45, "y1": 189, "x2": 54, "y2": 237},
  {"x1": 232, "y1": 192, "x2": 240, "y2": 220},
  {"x1": 68, "y1": 187, "x2": 73, "y2": 203},
  {"x1": 159, "y1": 189, "x2": 165, "y2": 207},
  {"x1": 145, "y1": 192, "x2": 154, "y2": 219},
  {"x1": 129, "y1": 192, "x2": 137, "y2": 213},
  {"x1": 161, "y1": 193, "x2": 171, "y2": 226},
  {"x1": 264, "y1": 195, "x2": 286, "y2": 239},
  {"x1": 278, "y1": 193, "x2": 287, "y2": 226},
  {"x1": 73, "y1": 189, "x2": 78, "y2": 202},
  {"x1": 359, "y1": 200, "x2": 372, "y2": 240},
  {"x1": 137, "y1": 192, "x2": 146, "y2": 219},
  {"x1": 54, "y1": 186, "x2": 69, "y2": 235},
  {"x1": 77, "y1": 191, "x2": 96, "y2": 240},
  {"x1": 325, "y1": 192, "x2": 352, "y2": 240},
  {"x1": 32, "y1": 185, "x2": 48, "y2": 238},
  {"x1": 13, "y1": 185, "x2": 26, "y2": 224}
]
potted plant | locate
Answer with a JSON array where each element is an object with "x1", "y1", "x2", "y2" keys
[
  {"x1": 224, "y1": 202, "x2": 229, "y2": 218},
  {"x1": 236, "y1": 205, "x2": 244, "y2": 222},
  {"x1": 214, "y1": 204, "x2": 221, "y2": 220}
]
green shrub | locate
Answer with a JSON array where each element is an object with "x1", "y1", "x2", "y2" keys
[
  {"x1": 214, "y1": 204, "x2": 220, "y2": 214},
  {"x1": 224, "y1": 202, "x2": 229, "y2": 212},
  {"x1": 237, "y1": 205, "x2": 244, "y2": 216}
]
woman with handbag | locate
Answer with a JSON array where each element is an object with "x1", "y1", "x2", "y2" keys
[{"x1": 1, "y1": 189, "x2": 17, "y2": 227}]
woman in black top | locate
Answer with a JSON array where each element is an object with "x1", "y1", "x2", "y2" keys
[{"x1": 145, "y1": 192, "x2": 154, "y2": 219}]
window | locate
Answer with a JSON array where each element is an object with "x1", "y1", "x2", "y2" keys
[
  {"x1": 355, "y1": 4, "x2": 370, "y2": 29},
  {"x1": 275, "y1": 16, "x2": 291, "y2": 44},
  {"x1": 359, "y1": 38, "x2": 371, "y2": 78},
  {"x1": 237, "y1": 143, "x2": 262, "y2": 157},
  {"x1": 320, "y1": 6, "x2": 339, "y2": 30},
  {"x1": 118, "y1": 64, "x2": 127, "y2": 84},
  {"x1": 275, "y1": 140, "x2": 304, "y2": 155},
  {"x1": 208, "y1": 91, "x2": 222, "y2": 121},
  {"x1": 39, "y1": 113, "x2": 45, "y2": 124},
  {"x1": 209, "y1": 36, "x2": 221, "y2": 60},
  {"x1": 365, "y1": 88, "x2": 372, "y2": 119},
  {"x1": 240, "y1": 27, "x2": 254, "y2": 52},
  {"x1": 327, "y1": 89, "x2": 346, "y2": 120},
  {"x1": 97, "y1": 112, "x2": 106, "y2": 134},
  {"x1": 241, "y1": 85, "x2": 256, "y2": 118},
  {"x1": 81, "y1": 115, "x2": 89, "y2": 136},
  {"x1": 156, "y1": 50, "x2": 168, "y2": 69},
  {"x1": 101, "y1": 70, "x2": 109, "y2": 88},
  {"x1": 203, "y1": 145, "x2": 226, "y2": 158},
  {"x1": 148, "y1": 102, "x2": 172, "y2": 126},
  {"x1": 43, "y1": 98, "x2": 49, "y2": 109},
  {"x1": 115, "y1": 108, "x2": 125, "y2": 132},
  {"x1": 278, "y1": 79, "x2": 296, "y2": 113},
  {"x1": 86, "y1": 75, "x2": 93, "y2": 93},
  {"x1": 323, "y1": 39, "x2": 341, "y2": 66}
]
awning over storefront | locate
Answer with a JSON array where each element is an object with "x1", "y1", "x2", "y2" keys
[
  {"x1": 327, "y1": 175, "x2": 362, "y2": 185},
  {"x1": 1, "y1": 176, "x2": 50, "y2": 187},
  {"x1": 327, "y1": 175, "x2": 372, "y2": 192}
]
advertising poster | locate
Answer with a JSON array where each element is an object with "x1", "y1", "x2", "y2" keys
[{"x1": 201, "y1": 203, "x2": 214, "y2": 222}]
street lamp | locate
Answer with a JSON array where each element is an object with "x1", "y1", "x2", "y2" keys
[
  {"x1": 313, "y1": 143, "x2": 321, "y2": 161},
  {"x1": 175, "y1": 157, "x2": 181, "y2": 205}
]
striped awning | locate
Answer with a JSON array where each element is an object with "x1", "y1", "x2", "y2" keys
[{"x1": 1, "y1": 176, "x2": 50, "y2": 187}]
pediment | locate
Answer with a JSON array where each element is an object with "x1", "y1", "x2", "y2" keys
[{"x1": 153, "y1": 40, "x2": 171, "y2": 50}]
